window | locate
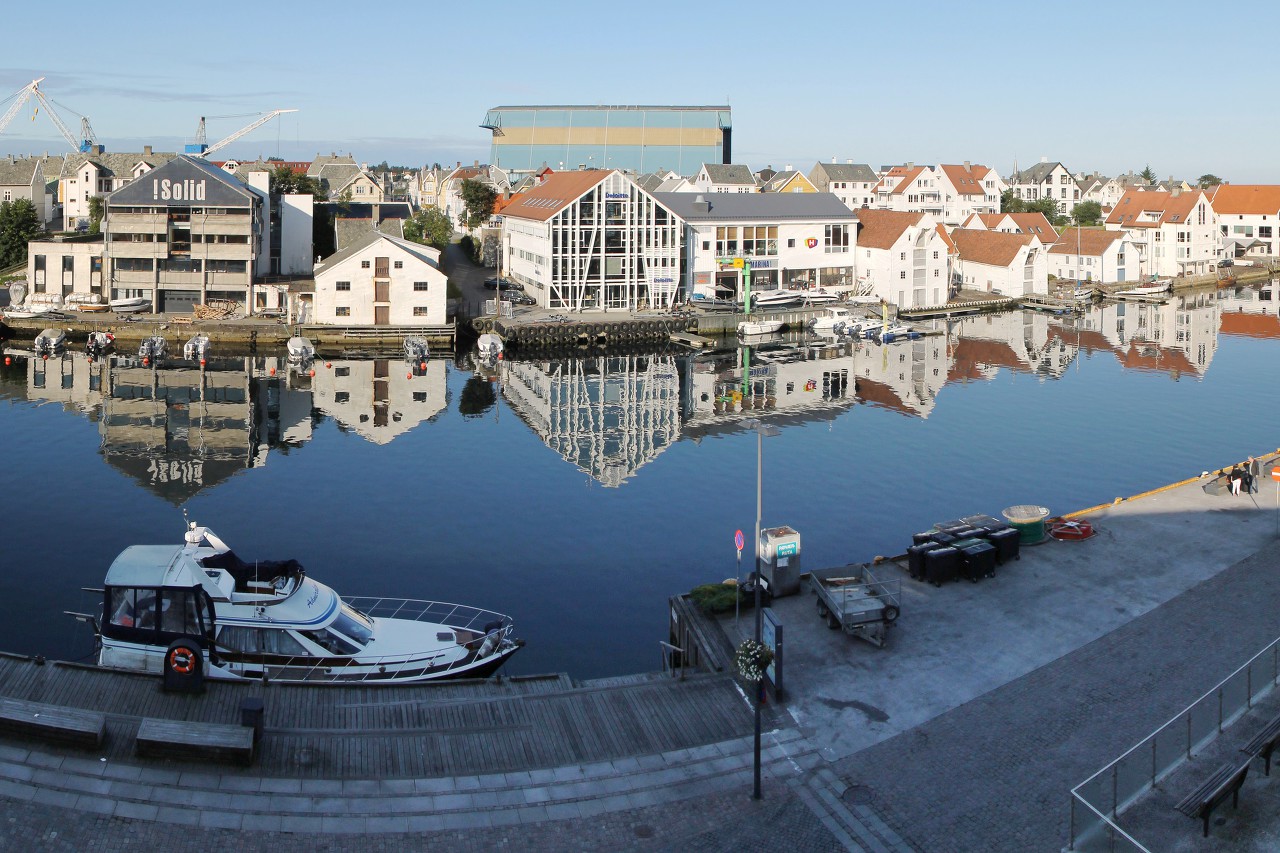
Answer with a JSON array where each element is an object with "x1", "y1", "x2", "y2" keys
[
  {"x1": 335, "y1": 366, "x2": 350, "y2": 377},
  {"x1": 701, "y1": 240, "x2": 710, "y2": 251},
  {"x1": 413, "y1": 306, "x2": 430, "y2": 316},
  {"x1": 361, "y1": 260, "x2": 370, "y2": 268},
  {"x1": 787, "y1": 239, "x2": 795, "y2": 248},
  {"x1": 394, "y1": 260, "x2": 403, "y2": 269},
  {"x1": 334, "y1": 391, "x2": 350, "y2": 403},
  {"x1": 932, "y1": 251, "x2": 939, "y2": 260},
  {"x1": 63, "y1": 256, "x2": 74, "y2": 272},
  {"x1": 900, "y1": 271, "x2": 906, "y2": 279},
  {"x1": 715, "y1": 226, "x2": 739, "y2": 256},
  {"x1": 824, "y1": 224, "x2": 848, "y2": 253},
  {"x1": 413, "y1": 281, "x2": 429, "y2": 291},
  {"x1": 218, "y1": 625, "x2": 310, "y2": 656},
  {"x1": 1, "y1": 191, "x2": 10, "y2": 202},
  {"x1": 336, "y1": 307, "x2": 350, "y2": 317},
  {"x1": 335, "y1": 281, "x2": 351, "y2": 291}
]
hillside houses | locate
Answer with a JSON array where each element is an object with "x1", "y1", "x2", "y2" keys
[
  {"x1": 1104, "y1": 189, "x2": 1219, "y2": 278},
  {"x1": 950, "y1": 229, "x2": 1047, "y2": 296},
  {"x1": 808, "y1": 162, "x2": 878, "y2": 210},
  {"x1": 1048, "y1": 228, "x2": 1140, "y2": 283}
]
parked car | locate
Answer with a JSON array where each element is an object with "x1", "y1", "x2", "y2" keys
[
  {"x1": 500, "y1": 290, "x2": 536, "y2": 306},
  {"x1": 483, "y1": 277, "x2": 523, "y2": 291},
  {"x1": 1218, "y1": 258, "x2": 1234, "y2": 268}
]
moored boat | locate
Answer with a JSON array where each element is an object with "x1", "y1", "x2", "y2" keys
[
  {"x1": 183, "y1": 334, "x2": 211, "y2": 362},
  {"x1": 799, "y1": 289, "x2": 840, "y2": 305},
  {"x1": 86, "y1": 331, "x2": 115, "y2": 359},
  {"x1": 872, "y1": 321, "x2": 920, "y2": 343},
  {"x1": 739, "y1": 318, "x2": 784, "y2": 336},
  {"x1": 1113, "y1": 279, "x2": 1172, "y2": 299},
  {"x1": 138, "y1": 335, "x2": 167, "y2": 362},
  {"x1": 110, "y1": 297, "x2": 152, "y2": 314},
  {"x1": 751, "y1": 289, "x2": 801, "y2": 310},
  {"x1": 808, "y1": 306, "x2": 855, "y2": 331},
  {"x1": 286, "y1": 335, "x2": 315, "y2": 362},
  {"x1": 403, "y1": 335, "x2": 430, "y2": 364},
  {"x1": 65, "y1": 293, "x2": 105, "y2": 311},
  {"x1": 88, "y1": 523, "x2": 522, "y2": 684},
  {"x1": 34, "y1": 328, "x2": 66, "y2": 355},
  {"x1": 477, "y1": 333, "x2": 504, "y2": 360}
]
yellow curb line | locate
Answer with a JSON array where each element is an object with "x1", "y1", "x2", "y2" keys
[{"x1": 1063, "y1": 449, "x2": 1280, "y2": 520}]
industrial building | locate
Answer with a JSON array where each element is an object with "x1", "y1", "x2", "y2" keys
[{"x1": 481, "y1": 105, "x2": 731, "y2": 175}]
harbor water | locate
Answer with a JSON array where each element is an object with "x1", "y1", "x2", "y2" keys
[{"x1": 0, "y1": 286, "x2": 1278, "y2": 679}]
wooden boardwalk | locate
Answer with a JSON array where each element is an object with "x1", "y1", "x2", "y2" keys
[{"x1": 0, "y1": 654, "x2": 756, "y2": 778}]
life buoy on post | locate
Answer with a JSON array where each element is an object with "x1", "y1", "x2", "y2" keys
[
  {"x1": 162, "y1": 637, "x2": 205, "y2": 693},
  {"x1": 168, "y1": 647, "x2": 196, "y2": 674}
]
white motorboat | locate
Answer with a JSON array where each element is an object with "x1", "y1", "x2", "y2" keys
[
  {"x1": 477, "y1": 333, "x2": 504, "y2": 360},
  {"x1": 65, "y1": 293, "x2": 105, "y2": 311},
  {"x1": 808, "y1": 306, "x2": 856, "y2": 331},
  {"x1": 799, "y1": 289, "x2": 840, "y2": 306},
  {"x1": 138, "y1": 335, "x2": 167, "y2": 362},
  {"x1": 2, "y1": 305, "x2": 55, "y2": 320},
  {"x1": 86, "y1": 332, "x2": 115, "y2": 359},
  {"x1": 286, "y1": 335, "x2": 315, "y2": 362},
  {"x1": 403, "y1": 335, "x2": 430, "y2": 364},
  {"x1": 110, "y1": 297, "x2": 152, "y2": 314},
  {"x1": 33, "y1": 328, "x2": 66, "y2": 355},
  {"x1": 183, "y1": 334, "x2": 211, "y2": 361},
  {"x1": 88, "y1": 522, "x2": 522, "y2": 684},
  {"x1": 739, "y1": 318, "x2": 785, "y2": 336},
  {"x1": 751, "y1": 289, "x2": 801, "y2": 309},
  {"x1": 839, "y1": 317, "x2": 877, "y2": 338},
  {"x1": 1113, "y1": 279, "x2": 1172, "y2": 298}
]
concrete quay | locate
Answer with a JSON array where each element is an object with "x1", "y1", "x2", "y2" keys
[{"x1": 1, "y1": 454, "x2": 1279, "y2": 851}]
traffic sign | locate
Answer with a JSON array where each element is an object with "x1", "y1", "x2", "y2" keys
[
  {"x1": 1272, "y1": 468, "x2": 1280, "y2": 482},
  {"x1": 734, "y1": 529, "x2": 745, "y2": 551}
]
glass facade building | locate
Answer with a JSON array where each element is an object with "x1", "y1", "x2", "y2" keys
[{"x1": 482, "y1": 105, "x2": 731, "y2": 175}]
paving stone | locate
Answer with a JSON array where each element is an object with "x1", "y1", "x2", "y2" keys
[
  {"x1": 154, "y1": 805, "x2": 201, "y2": 827},
  {"x1": 319, "y1": 816, "x2": 367, "y2": 834},
  {"x1": 256, "y1": 777, "x2": 302, "y2": 794},
  {"x1": 197, "y1": 810, "x2": 242, "y2": 830},
  {"x1": 113, "y1": 801, "x2": 159, "y2": 821},
  {"x1": 241, "y1": 813, "x2": 283, "y2": 832}
]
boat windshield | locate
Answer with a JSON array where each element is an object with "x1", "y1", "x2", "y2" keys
[{"x1": 335, "y1": 605, "x2": 373, "y2": 644}]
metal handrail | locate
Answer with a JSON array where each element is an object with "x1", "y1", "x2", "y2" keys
[
  {"x1": 343, "y1": 596, "x2": 511, "y2": 634},
  {"x1": 1069, "y1": 795, "x2": 1152, "y2": 853},
  {"x1": 1068, "y1": 633, "x2": 1280, "y2": 849},
  {"x1": 659, "y1": 641, "x2": 684, "y2": 680}
]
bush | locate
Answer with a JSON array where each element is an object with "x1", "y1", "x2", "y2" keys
[
  {"x1": 690, "y1": 582, "x2": 746, "y2": 614},
  {"x1": 459, "y1": 234, "x2": 481, "y2": 264}
]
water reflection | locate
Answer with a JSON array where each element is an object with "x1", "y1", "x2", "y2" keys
[{"x1": 2, "y1": 350, "x2": 449, "y2": 502}]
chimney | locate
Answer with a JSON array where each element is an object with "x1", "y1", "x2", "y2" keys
[
  {"x1": 906, "y1": 161, "x2": 914, "y2": 170},
  {"x1": 846, "y1": 159, "x2": 852, "y2": 164},
  {"x1": 785, "y1": 163, "x2": 793, "y2": 172},
  {"x1": 832, "y1": 156, "x2": 837, "y2": 163},
  {"x1": 1172, "y1": 187, "x2": 1181, "y2": 197},
  {"x1": 964, "y1": 160, "x2": 970, "y2": 169},
  {"x1": 474, "y1": 159, "x2": 479, "y2": 167},
  {"x1": 578, "y1": 164, "x2": 586, "y2": 171},
  {"x1": 692, "y1": 194, "x2": 711, "y2": 214},
  {"x1": 1040, "y1": 156, "x2": 1048, "y2": 163}
]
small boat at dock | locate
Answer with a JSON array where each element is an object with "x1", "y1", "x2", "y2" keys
[
  {"x1": 110, "y1": 297, "x2": 152, "y2": 314},
  {"x1": 871, "y1": 321, "x2": 920, "y2": 343},
  {"x1": 138, "y1": 336, "x2": 166, "y2": 363},
  {"x1": 183, "y1": 334, "x2": 211, "y2": 362},
  {"x1": 1113, "y1": 279, "x2": 1172, "y2": 299},
  {"x1": 739, "y1": 318, "x2": 785, "y2": 337},
  {"x1": 85, "y1": 522, "x2": 522, "y2": 684},
  {"x1": 808, "y1": 306, "x2": 856, "y2": 332},
  {"x1": 86, "y1": 332, "x2": 115, "y2": 359},
  {"x1": 403, "y1": 335, "x2": 430, "y2": 364},
  {"x1": 751, "y1": 289, "x2": 802, "y2": 310},
  {"x1": 34, "y1": 328, "x2": 66, "y2": 355},
  {"x1": 799, "y1": 289, "x2": 840, "y2": 306},
  {"x1": 287, "y1": 336, "x2": 315, "y2": 362}
]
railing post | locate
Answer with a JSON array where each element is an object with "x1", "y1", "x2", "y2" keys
[
  {"x1": 1249, "y1": 667, "x2": 1253, "y2": 707},
  {"x1": 1069, "y1": 796, "x2": 1076, "y2": 850},
  {"x1": 1112, "y1": 767, "x2": 1118, "y2": 818},
  {"x1": 1152, "y1": 739, "x2": 1157, "y2": 785},
  {"x1": 1187, "y1": 714, "x2": 1192, "y2": 759},
  {"x1": 1219, "y1": 687, "x2": 1224, "y2": 733}
]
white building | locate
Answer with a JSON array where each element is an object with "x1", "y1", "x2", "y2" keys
[
  {"x1": 691, "y1": 163, "x2": 757, "y2": 194},
  {"x1": 1047, "y1": 228, "x2": 1140, "y2": 283},
  {"x1": 60, "y1": 148, "x2": 177, "y2": 232},
  {"x1": 936, "y1": 164, "x2": 1002, "y2": 225},
  {"x1": 654, "y1": 192, "x2": 857, "y2": 301},
  {"x1": 950, "y1": 228, "x2": 1048, "y2": 296},
  {"x1": 853, "y1": 209, "x2": 951, "y2": 308},
  {"x1": 312, "y1": 231, "x2": 448, "y2": 326},
  {"x1": 960, "y1": 212, "x2": 1059, "y2": 244},
  {"x1": 873, "y1": 165, "x2": 942, "y2": 218},
  {"x1": 808, "y1": 161, "x2": 878, "y2": 210},
  {"x1": 0, "y1": 155, "x2": 48, "y2": 224},
  {"x1": 1009, "y1": 160, "x2": 1079, "y2": 218},
  {"x1": 501, "y1": 169, "x2": 681, "y2": 311},
  {"x1": 1105, "y1": 189, "x2": 1220, "y2": 278},
  {"x1": 1207, "y1": 185, "x2": 1280, "y2": 259},
  {"x1": 311, "y1": 357, "x2": 447, "y2": 444}
]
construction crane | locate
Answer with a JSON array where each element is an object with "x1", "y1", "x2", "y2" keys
[
  {"x1": 0, "y1": 77, "x2": 100, "y2": 153},
  {"x1": 186, "y1": 109, "x2": 298, "y2": 157}
]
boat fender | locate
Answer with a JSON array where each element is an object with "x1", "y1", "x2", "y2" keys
[{"x1": 483, "y1": 620, "x2": 503, "y2": 635}]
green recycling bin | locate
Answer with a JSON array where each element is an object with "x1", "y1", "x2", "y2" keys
[{"x1": 1002, "y1": 505, "x2": 1050, "y2": 544}]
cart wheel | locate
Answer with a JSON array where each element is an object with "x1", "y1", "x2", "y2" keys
[
  {"x1": 817, "y1": 602, "x2": 829, "y2": 618},
  {"x1": 826, "y1": 613, "x2": 840, "y2": 629},
  {"x1": 883, "y1": 605, "x2": 900, "y2": 623}
]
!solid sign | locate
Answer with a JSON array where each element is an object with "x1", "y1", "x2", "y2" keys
[{"x1": 152, "y1": 178, "x2": 207, "y2": 201}]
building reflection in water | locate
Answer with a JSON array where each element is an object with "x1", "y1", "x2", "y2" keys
[
  {"x1": 500, "y1": 354, "x2": 682, "y2": 487},
  {"x1": 9, "y1": 349, "x2": 450, "y2": 502}
]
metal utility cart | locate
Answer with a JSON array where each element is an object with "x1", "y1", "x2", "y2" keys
[{"x1": 808, "y1": 564, "x2": 902, "y2": 648}]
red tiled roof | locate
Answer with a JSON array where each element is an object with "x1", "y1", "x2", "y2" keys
[
  {"x1": 500, "y1": 169, "x2": 613, "y2": 222},
  {"x1": 945, "y1": 337, "x2": 1030, "y2": 383},
  {"x1": 1048, "y1": 228, "x2": 1124, "y2": 255},
  {"x1": 889, "y1": 166, "x2": 929, "y2": 195},
  {"x1": 855, "y1": 376, "x2": 918, "y2": 417},
  {"x1": 940, "y1": 164, "x2": 988, "y2": 197},
  {"x1": 952, "y1": 229, "x2": 1033, "y2": 267},
  {"x1": 1220, "y1": 311, "x2": 1280, "y2": 338},
  {"x1": 1118, "y1": 340, "x2": 1200, "y2": 377},
  {"x1": 855, "y1": 209, "x2": 924, "y2": 249},
  {"x1": 1209, "y1": 185, "x2": 1280, "y2": 216},
  {"x1": 1006, "y1": 213, "x2": 1059, "y2": 243},
  {"x1": 1105, "y1": 189, "x2": 1205, "y2": 228}
]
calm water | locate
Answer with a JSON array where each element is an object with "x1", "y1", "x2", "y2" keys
[{"x1": 1, "y1": 285, "x2": 1278, "y2": 679}]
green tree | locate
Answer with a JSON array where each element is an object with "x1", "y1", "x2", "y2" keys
[
  {"x1": 1025, "y1": 197, "x2": 1066, "y2": 227},
  {"x1": 403, "y1": 207, "x2": 453, "y2": 250},
  {"x1": 87, "y1": 196, "x2": 104, "y2": 235},
  {"x1": 269, "y1": 165, "x2": 326, "y2": 200},
  {"x1": 1072, "y1": 200, "x2": 1103, "y2": 227},
  {"x1": 1000, "y1": 189, "x2": 1026, "y2": 214},
  {"x1": 1139, "y1": 165, "x2": 1157, "y2": 184},
  {"x1": 459, "y1": 179, "x2": 498, "y2": 229},
  {"x1": 0, "y1": 199, "x2": 42, "y2": 267},
  {"x1": 1197, "y1": 174, "x2": 1223, "y2": 188}
]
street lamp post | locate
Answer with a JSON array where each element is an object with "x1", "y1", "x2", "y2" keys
[{"x1": 742, "y1": 417, "x2": 779, "y2": 800}]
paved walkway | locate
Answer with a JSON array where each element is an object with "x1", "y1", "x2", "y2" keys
[{"x1": 1, "y1": 464, "x2": 1277, "y2": 850}]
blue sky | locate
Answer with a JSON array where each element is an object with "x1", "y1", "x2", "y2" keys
[{"x1": 1, "y1": 0, "x2": 1275, "y2": 182}]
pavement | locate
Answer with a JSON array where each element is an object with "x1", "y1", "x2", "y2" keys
[{"x1": 2, "y1": 459, "x2": 1279, "y2": 851}]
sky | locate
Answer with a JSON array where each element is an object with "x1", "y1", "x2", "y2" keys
[{"x1": 1, "y1": 0, "x2": 1275, "y2": 182}]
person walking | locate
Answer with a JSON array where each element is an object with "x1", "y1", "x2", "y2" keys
[
  {"x1": 1230, "y1": 465, "x2": 1244, "y2": 496},
  {"x1": 1248, "y1": 456, "x2": 1262, "y2": 494}
]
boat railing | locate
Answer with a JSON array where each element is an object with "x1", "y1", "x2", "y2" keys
[{"x1": 343, "y1": 596, "x2": 510, "y2": 635}]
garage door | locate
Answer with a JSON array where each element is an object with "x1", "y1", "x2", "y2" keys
[{"x1": 160, "y1": 290, "x2": 201, "y2": 313}]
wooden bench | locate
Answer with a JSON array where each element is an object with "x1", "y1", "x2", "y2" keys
[
  {"x1": 135, "y1": 718, "x2": 255, "y2": 766},
  {"x1": 1241, "y1": 712, "x2": 1280, "y2": 776},
  {"x1": 1175, "y1": 759, "x2": 1250, "y2": 837},
  {"x1": 0, "y1": 697, "x2": 106, "y2": 749}
]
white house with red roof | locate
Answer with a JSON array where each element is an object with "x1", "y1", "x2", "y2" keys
[
  {"x1": 873, "y1": 165, "x2": 942, "y2": 219},
  {"x1": 1047, "y1": 228, "x2": 1140, "y2": 284},
  {"x1": 936, "y1": 163, "x2": 1002, "y2": 225},
  {"x1": 853, "y1": 209, "x2": 951, "y2": 308},
  {"x1": 960, "y1": 212, "x2": 1059, "y2": 244},
  {"x1": 1208, "y1": 185, "x2": 1280, "y2": 259},
  {"x1": 1104, "y1": 189, "x2": 1220, "y2": 278},
  {"x1": 950, "y1": 229, "x2": 1047, "y2": 296}
]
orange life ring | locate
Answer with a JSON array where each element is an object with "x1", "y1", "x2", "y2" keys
[{"x1": 168, "y1": 646, "x2": 197, "y2": 674}]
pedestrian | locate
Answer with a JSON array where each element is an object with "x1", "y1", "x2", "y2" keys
[
  {"x1": 1248, "y1": 456, "x2": 1262, "y2": 494},
  {"x1": 1229, "y1": 465, "x2": 1243, "y2": 496}
]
